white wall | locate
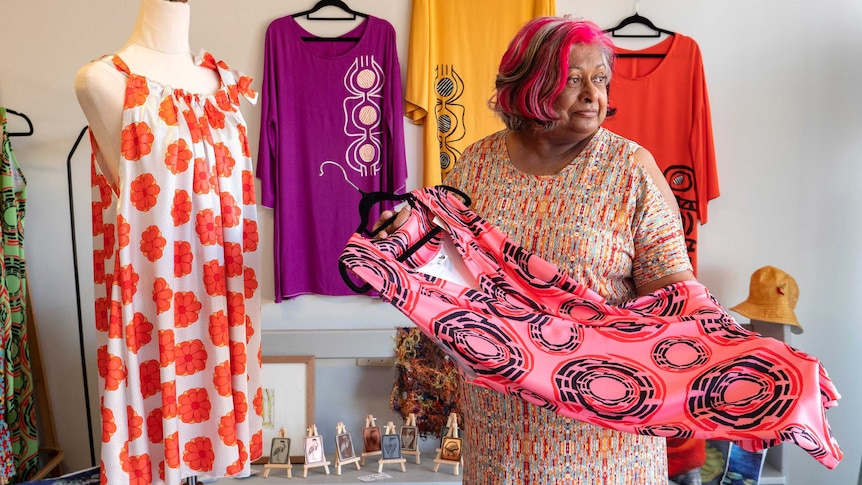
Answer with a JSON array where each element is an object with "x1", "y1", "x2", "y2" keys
[{"x1": 0, "y1": 0, "x2": 859, "y2": 483}]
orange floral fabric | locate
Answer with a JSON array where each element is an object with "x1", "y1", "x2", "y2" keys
[{"x1": 90, "y1": 51, "x2": 261, "y2": 485}]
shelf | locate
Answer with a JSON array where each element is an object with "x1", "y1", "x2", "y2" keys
[{"x1": 209, "y1": 460, "x2": 462, "y2": 485}]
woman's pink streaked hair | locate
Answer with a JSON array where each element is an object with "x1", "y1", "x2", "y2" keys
[{"x1": 492, "y1": 16, "x2": 616, "y2": 131}]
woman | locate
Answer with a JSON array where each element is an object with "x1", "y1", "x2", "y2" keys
[{"x1": 378, "y1": 16, "x2": 693, "y2": 484}]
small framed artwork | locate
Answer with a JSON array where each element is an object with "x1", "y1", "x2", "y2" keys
[
  {"x1": 381, "y1": 434, "x2": 402, "y2": 460},
  {"x1": 400, "y1": 425, "x2": 418, "y2": 452},
  {"x1": 440, "y1": 436, "x2": 462, "y2": 462},
  {"x1": 335, "y1": 432, "x2": 356, "y2": 461},
  {"x1": 269, "y1": 437, "x2": 291, "y2": 465},
  {"x1": 363, "y1": 426, "x2": 382, "y2": 453},
  {"x1": 438, "y1": 426, "x2": 450, "y2": 449},
  {"x1": 304, "y1": 435, "x2": 326, "y2": 465}
]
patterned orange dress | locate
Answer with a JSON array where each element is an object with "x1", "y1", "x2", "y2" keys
[
  {"x1": 445, "y1": 128, "x2": 692, "y2": 484},
  {"x1": 90, "y1": 52, "x2": 262, "y2": 485}
]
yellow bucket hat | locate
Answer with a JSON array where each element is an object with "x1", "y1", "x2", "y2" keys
[{"x1": 729, "y1": 265, "x2": 802, "y2": 334}]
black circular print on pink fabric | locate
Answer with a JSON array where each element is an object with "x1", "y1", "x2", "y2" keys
[
  {"x1": 553, "y1": 356, "x2": 662, "y2": 422},
  {"x1": 433, "y1": 310, "x2": 530, "y2": 383},
  {"x1": 652, "y1": 337, "x2": 711, "y2": 371},
  {"x1": 779, "y1": 424, "x2": 828, "y2": 460},
  {"x1": 528, "y1": 315, "x2": 583, "y2": 354},
  {"x1": 687, "y1": 350, "x2": 800, "y2": 430},
  {"x1": 635, "y1": 423, "x2": 693, "y2": 439},
  {"x1": 508, "y1": 386, "x2": 559, "y2": 413}
]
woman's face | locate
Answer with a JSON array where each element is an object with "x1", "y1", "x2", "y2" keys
[{"x1": 549, "y1": 44, "x2": 609, "y2": 140}]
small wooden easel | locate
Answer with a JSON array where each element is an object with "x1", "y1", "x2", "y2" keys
[
  {"x1": 334, "y1": 422, "x2": 361, "y2": 476},
  {"x1": 433, "y1": 413, "x2": 462, "y2": 475},
  {"x1": 302, "y1": 425, "x2": 330, "y2": 478},
  {"x1": 262, "y1": 428, "x2": 292, "y2": 479},
  {"x1": 360, "y1": 414, "x2": 382, "y2": 465},
  {"x1": 377, "y1": 421, "x2": 406, "y2": 473},
  {"x1": 401, "y1": 413, "x2": 421, "y2": 464}
]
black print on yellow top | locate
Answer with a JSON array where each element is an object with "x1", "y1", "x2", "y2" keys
[{"x1": 434, "y1": 65, "x2": 466, "y2": 175}]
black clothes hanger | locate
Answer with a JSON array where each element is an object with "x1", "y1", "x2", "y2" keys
[
  {"x1": 5, "y1": 108, "x2": 34, "y2": 137},
  {"x1": 292, "y1": 0, "x2": 367, "y2": 42},
  {"x1": 605, "y1": 3, "x2": 674, "y2": 58}
]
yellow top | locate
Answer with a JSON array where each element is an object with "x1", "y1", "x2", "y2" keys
[{"x1": 405, "y1": 0, "x2": 555, "y2": 186}]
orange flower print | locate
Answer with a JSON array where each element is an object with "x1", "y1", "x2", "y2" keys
[
  {"x1": 238, "y1": 75, "x2": 256, "y2": 100},
  {"x1": 241, "y1": 170, "x2": 255, "y2": 205},
  {"x1": 218, "y1": 412, "x2": 237, "y2": 446},
  {"x1": 243, "y1": 219, "x2": 259, "y2": 253},
  {"x1": 101, "y1": 398, "x2": 117, "y2": 443},
  {"x1": 127, "y1": 405, "x2": 144, "y2": 441},
  {"x1": 159, "y1": 96, "x2": 178, "y2": 126},
  {"x1": 98, "y1": 346, "x2": 126, "y2": 391},
  {"x1": 140, "y1": 225, "x2": 167, "y2": 262},
  {"x1": 232, "y1": 390, "x2": 248, "y2": 423},
  {"x1": 108, "y1": 300, "x2": 123, "y2": 338},
  {"x1": 124, "y1": 74, "x2": 150, "y2": 109},
  {"x1": 174, "y1": 240, "x2": 193, "y2": 278},
  {"x1": 164, "y1": 432, "x2": 180, "y2": 468},
  {"x1": 184, "y1": 436, "x2": 215, "y2": 472},
  {"x1": 158, "y1": 461, "x2": 165, "y2": 482},
  {"x1": 103, "y1": 224, "x2": 116, "y2": 252},
  {"x1": 92, "y1": 202, "x2": 104, "y2": 237},
  {"x1": 213, "y1": 361, "x2": 232, "y2": 397},
  {"x1": 193, "y1": 158, "x2": 211, "y2": 195},
  {"x1": 226, "y1": 440, "x2": 247, "y2": 476},
  {"x1": 120, "y1": 443, "x2": 131, "y2": 472},
  {"x1": 220, "y1": 193, "x2": 241, "y2": 228},
  {"x1": 175, "y1": 339, "x2": 208, "y2": 376},
  {"x1": 224, "y1": 243, "x2": 244, "y2": 278},
  {"x1": 127, "y1": 453, "x2": 152, "y2": 485},
  {"x1": 178, "y1": 388, "x2": 212, "y2": 424},
  {"x1": 195, "y1": 209, "x2": 221, "y2": 246},
  {"x1": 203, "y1": 260, "x2": 227, "y2": 297},
  {"x1": 95, "y1": 297, "x2": 109, "y2": 332},
  {"x1": 244, "y1": 268, "x2": 258, "y2": 300},
  {"x1": 172, "y1": 189, "x2": 192, "y2": 227},
  {"x1": 118, "y1": 214, "x2": 131, "y2": 249},
  {"x1": 130, "y1": 173, "x2": 161, "y2": 212},
  {"x1": 250, "y1": 431, "x2": 263, "y2": 462},
  {"x1": 159, "y1": 329, "x2": 175, "y2": 368},
  {"x1": 238, "y1": 124, "x2": 251, "y2": 158},
  {"x1": 227, "y1": 84, "x2": 240, "y2": 106},
  {"x1": 215, "y1": 90, "x2": 235, "y2": 113},
  {"x1": 209, "y1": 311, "x2": 229, "y2": 347},
  {"x1": 162, "y1": 381, "x2": 178, "y2": 419},
  {"x1": 152, "y1": 278, "x2": 173, "y2": 314},
  {"x1": 198, "y1": 116, "x2": 214, "y2": 146},
  {"x1": 226, "y1": 292, "x2": 245, "y2": 327},
  {"x1": 98, "y1": 177, "x2": 114, "y2": 208},
  {"x1": 165, "y1": 139, "x2": 193, "y2": 175},
  {"x1": 121, "y1": 122, "x2": 155, "y2": 162},
  {"x1": 252, "y1": 387, "x2": 263, "y2": 418},
  {"x1": 246, "y1": 315, "x2": 255, "y2": 344},
  {"x1": 139, "y1": 359, "x2": 161, "y2": 398},
  {"x1": 101, "y1": 461, "x2": 107, "y2": 485},
  {"x1": 174, "y1": 291, "x2": 201, "y2": 327},
  {"x1": 213, "y1": 143, "x2": 235, "y2": 177},
  {"x1": 184, "y1": 110, "x2": 202, "y2": 144},
  {"x1": 230, "y1": 341, "x2": 247, "y2": 376},
  {"x1": 147, "y1": 408, "x2": 164, "y2": 444},
  {"x1": 117, "y1": 264, "x2": 139, "y2": 304},
  {"x1": 126, "y1": 312, "x2": 154, "y2": 354},
  {"x1": 204, "y1": 100, "x2": 226, "y2": 130}
]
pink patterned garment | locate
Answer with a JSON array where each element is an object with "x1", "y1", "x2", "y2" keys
[{"x1": 340, "y1": 186, "x2": 843, "y2": 469}]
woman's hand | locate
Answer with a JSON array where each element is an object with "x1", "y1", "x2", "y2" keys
[{"x1": 371, "y1": 205, "x2": 411, "y2": 238}]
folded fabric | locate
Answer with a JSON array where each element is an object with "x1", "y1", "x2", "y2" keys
[{"x1": 339, "y1": 186, "x2": 843, "y2": 468}]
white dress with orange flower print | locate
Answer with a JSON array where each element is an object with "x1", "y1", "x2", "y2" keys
[{"x1": 90, "y1": 51, "x2": 262, "y2": 485}]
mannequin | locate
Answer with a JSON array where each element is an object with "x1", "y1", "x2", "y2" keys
[{"x1": 74, "y1": 0, "x2": 218, "y2": 184}]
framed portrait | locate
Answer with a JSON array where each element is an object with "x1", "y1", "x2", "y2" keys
[
  {"x1": 269, "y1": 437, "x2": 291, "y2": 465},
  {"x1": 304, "y1": 435, "x2": 326, "y2": 465},
  {"x1": 363, "y1": 426, "x2": 381, "y2": 453},
  {"x1": 260, "y1": 356, "x2": 315, "y2": 464},
  {"x1": 381, "y1": 434, "x2": 402, "y2": 460},
  {"x1": 335, "y1": 432, "x2": 356, "y2": 461},
  {"x1": 440, "y1": 436, "x2": 462, "y2": 462},
  {"x1": 400, "y1": 425, "x2": 418, "y2": 452}
]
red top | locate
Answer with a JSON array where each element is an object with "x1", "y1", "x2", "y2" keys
[{"x1": 603, "y1": 34, "x2": 720, "y2": 271}]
